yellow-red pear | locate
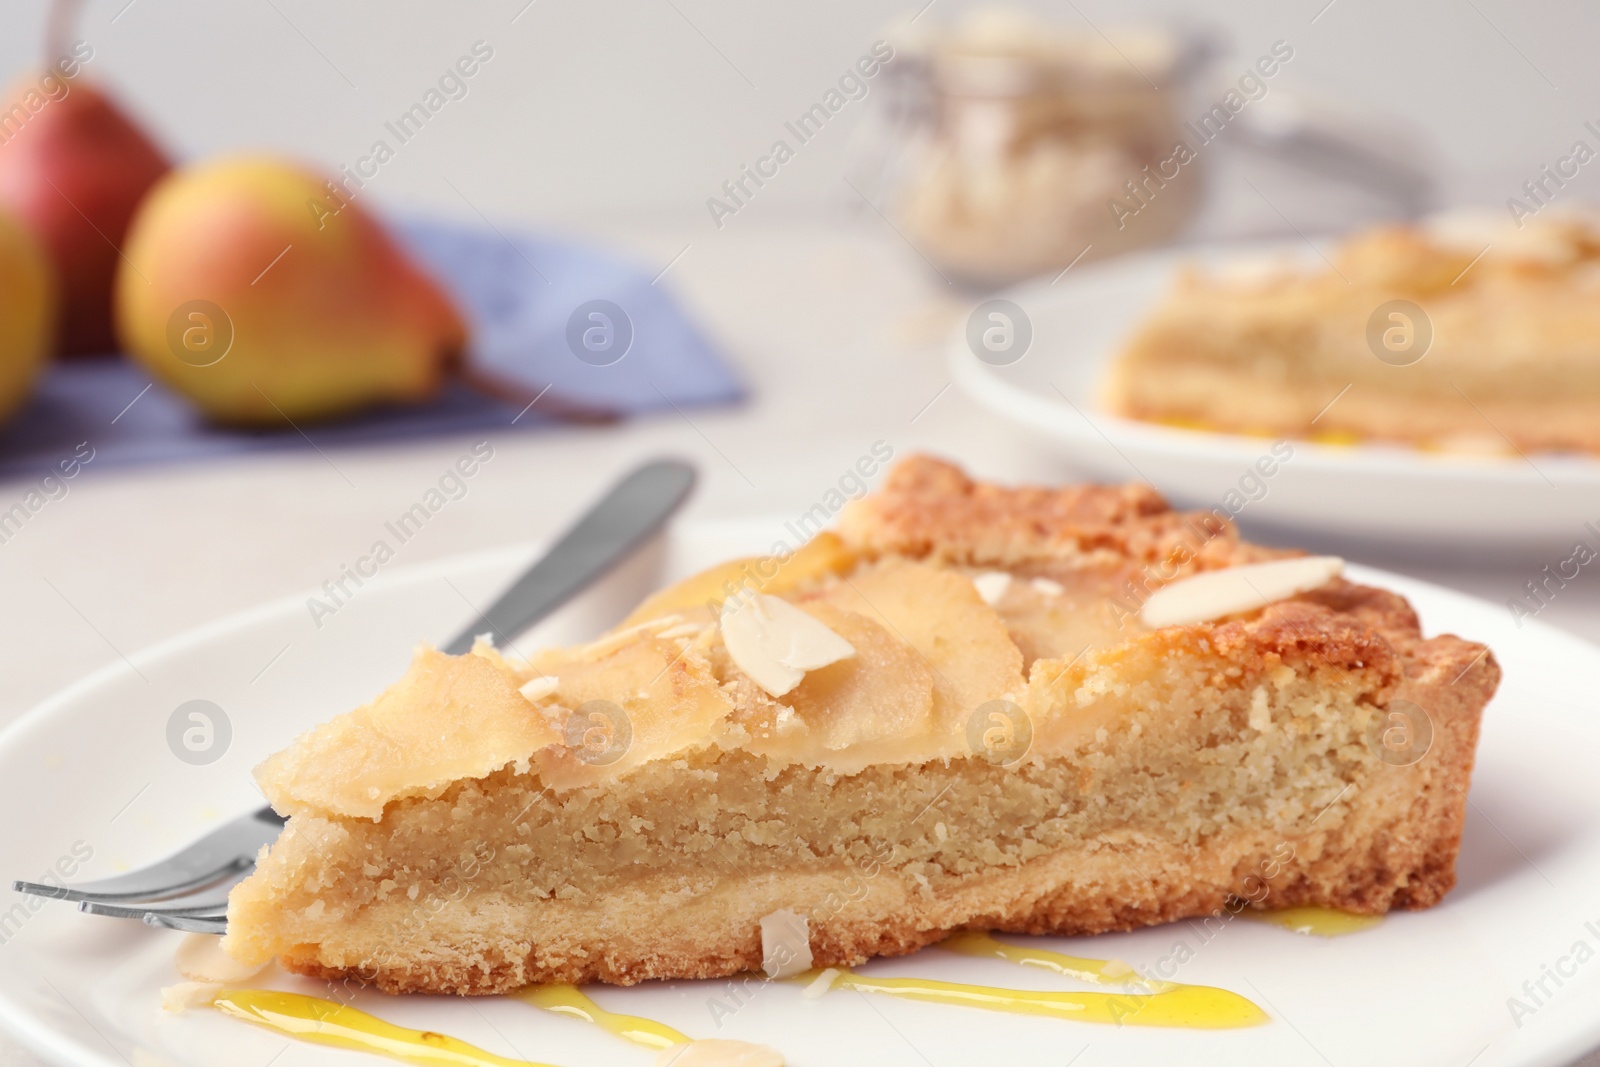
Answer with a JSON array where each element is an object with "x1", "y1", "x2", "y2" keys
[
  {"x1": 0, "y1": 68, "x2": 171, "y2": 357},
  {"x1": 115, "y1": 157, "x2": 465, "y2": 426},
  {"x1": 0, "y1": 206, "x2": 56, "y2": 422}
]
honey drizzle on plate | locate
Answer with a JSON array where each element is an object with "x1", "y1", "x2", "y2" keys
[
  {"x1": 941, "y1": 930, "x2": 1160, "y2": 985},
  {"x1": 212, "y1": 984, "x2": 688, "y2": 1066},
  {"x1": 804, "y1": 932, "x2": 1266, "y2": 1029},
  {"x1": 1241, "y1": 905, "x2": 1385, "y2": 937},
  {"x1": 515, "y1": 983, "x2": 688, "y2": 1049},
  {"x1": 207, "y1": 912, "x2": 1381, "y2": 1059},
  {"x1": 212, "y1": 989, "x2": 554, "y2": 1067}
]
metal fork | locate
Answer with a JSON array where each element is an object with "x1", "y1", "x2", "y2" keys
[{"x1": 11, "y1": 458, "x2": 697, "y2": 935}]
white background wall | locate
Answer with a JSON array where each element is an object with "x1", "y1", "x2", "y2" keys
[{"x1": 3, "y1": 0, "x2": 1598, "y2": 236}]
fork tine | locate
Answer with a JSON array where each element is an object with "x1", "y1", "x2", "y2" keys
[
  {"x1": 12, "y1": 805, "x2": 283, "y2": 903},
  {"x1": 143, "y1": 912, "x2": 228, "y2": 935},
  {"x1": 77, "y1": 877, "x2": 242, "y2": 918},
  {"x1": 13, "y1": 857, "x2": 249, "y2": 904},
  {"x1": 81, "y1": 898, "x2": 229, "y2": 920}
]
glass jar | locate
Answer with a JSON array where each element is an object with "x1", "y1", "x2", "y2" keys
[{"x1": 872, "y1": 14, "x2": 1213, "y2": 286}]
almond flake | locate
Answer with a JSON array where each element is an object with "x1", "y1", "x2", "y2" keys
[
  {"x1": 802, "y1": 968, "x2": 841, "y2": 999},
  {"x1": 1141, "y1": 557, "x2": 1344, "y2": 628},
  {"x1": 760, "y1": 908, "x2": 813, "y2": 978},
  {"x1": 160, "y1": 981, "x2": 223, "y2": 1013},
  {"x1": 971, "y1": 571, "x2": 1013, "y2": 605},
  {"x1": 518, "y1": 676, "x2": 559, "y2": 702},
  {"x1": 720, "y1": 595, "x2": 854, "y2": 698}
]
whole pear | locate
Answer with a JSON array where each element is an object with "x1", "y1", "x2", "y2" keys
[
  {"x1": 115, "y1": 158, "x2": 466, "y2": 425},
  {"x1": 0, "y1": 64, "x2": 170, "y2": 356},
  {"x1": 0, "y1": 207, "x2": 56, "y2": 422}
]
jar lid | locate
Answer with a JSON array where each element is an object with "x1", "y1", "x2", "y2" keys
[{"x1": 893, "y1": 13, "x2": 1211, "y2": 98}]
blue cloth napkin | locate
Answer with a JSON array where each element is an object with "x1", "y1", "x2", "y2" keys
[{"x1": 0, "y1": 218, "x2": 743, "y2": 479}]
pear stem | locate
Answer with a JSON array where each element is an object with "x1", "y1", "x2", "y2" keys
[
  {"x1": 45, "y1": 0, "x2": 85, "y2": 70},
  {"x1": 453, "y1": 363, "x2": 621, "y2": 426}
]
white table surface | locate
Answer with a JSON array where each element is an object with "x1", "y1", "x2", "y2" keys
[{"x1": 1, "y1": 215, "x2": 1596, "y2": 1067}]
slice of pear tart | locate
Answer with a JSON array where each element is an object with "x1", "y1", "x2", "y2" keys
[{"x1": 224, "y1": 457, "x2": 1498, "y2": 994}]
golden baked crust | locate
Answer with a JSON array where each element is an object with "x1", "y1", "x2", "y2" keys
[
  {"x1": 1101, "y1": 210, "x2": 1600, "y2": 453},
  {"x1": 225, "y1": 457, "x2": 1498, "y2": 994},
  {"x1": 840, "y1": 453, "x2": 1280, "y2": 570}
]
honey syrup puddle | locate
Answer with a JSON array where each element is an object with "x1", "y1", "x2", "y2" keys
[
  {"x1": 212, "y1": 989, "x2": 555, "y2": 1067},
  {"x1": 1241, "y1": 905, "x2": 1385, "y2": 937},
  {"x1": 203, "y1": 909, "x2": 1379, "y2": 1063},
  {"x1": 800, "y1": 932, "x2": 1264, "y2": 1029},
  {"x1": 210, "y1": 984, "x2": 690, "y2": 1067},
  {"x1": 515, "y1": 984, "x2": 687, "y2": 1049}
]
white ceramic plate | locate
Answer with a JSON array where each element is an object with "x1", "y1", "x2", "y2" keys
[
  {"x1": 2, "y1": 519, "x2": 1599, "y2": 1067},
  {"x1": 949, "y1": 244, "x2": 1600, "y2": 551}
]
